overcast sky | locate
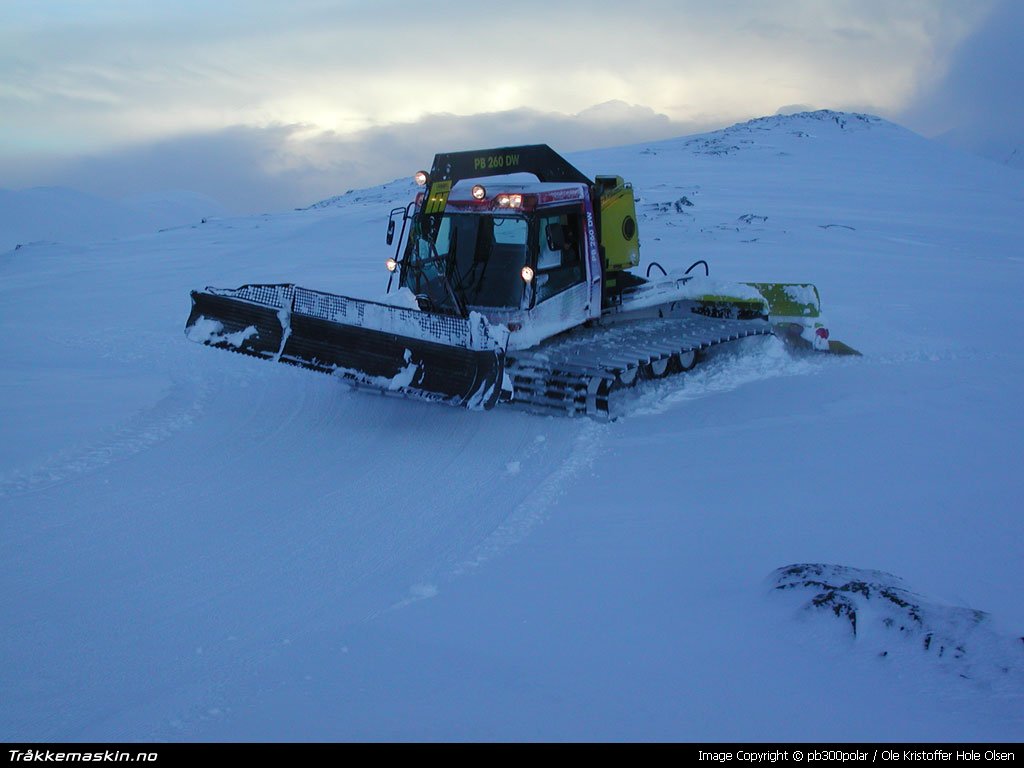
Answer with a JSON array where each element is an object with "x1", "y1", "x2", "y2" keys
[{"x1": 0, "y1": 0, "x2": 1018, "y2": 212}]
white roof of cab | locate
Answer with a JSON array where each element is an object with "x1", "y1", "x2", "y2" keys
[{"x1": 447, "y1": 179, "x2": 589, "y2": 205}]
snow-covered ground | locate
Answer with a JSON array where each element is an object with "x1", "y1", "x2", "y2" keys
[{"x1": 2, "y1": 111, "x2": 1022, "y2": 741}]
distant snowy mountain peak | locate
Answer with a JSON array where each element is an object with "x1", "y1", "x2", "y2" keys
[
  {"x1": 629, "y1": 110, "x2": 898, "y2": 162},
  {"x1": 700, "y1": 110, "x2": 894, "y2": 147},
  {"x1": 741, "y1": 109, "x2": 884, "y2": 132}
]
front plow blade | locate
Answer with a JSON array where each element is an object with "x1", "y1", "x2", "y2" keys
[{"x1": 185, "y1": 284, "x2": 506, "y2": 409}]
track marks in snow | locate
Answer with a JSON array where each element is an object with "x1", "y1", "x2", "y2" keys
[
  {"x1": 390, "y1": 583, "x2": 440, "y2": 611},
  {"x1": 453, "y1": 420, "x2": 608, "y2": 576},
  {"x1": 3, "y1": 359, "x2": 594, "y2": 737},
  {"x1": 0, "y1": 372, "x2": 211, "y2": 500},
  {"x1": 31, "y1": 380, "x2": 595, "y2": 740}
]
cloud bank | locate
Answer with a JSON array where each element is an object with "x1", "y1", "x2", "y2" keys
[
  {"x1": 900, "y1": 0, "x2": 1024, "y2": 166},
  {"x1": 1, "y1": 101, "x2": 707, "y2": 213},
  {"x1": 1, "y1": 1, "x2": 990, "y2": 148}
]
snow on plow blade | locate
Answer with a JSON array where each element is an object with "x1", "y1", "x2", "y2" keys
[{"x1": 185, "y1": 284, "x2": 506, "y2": 409}]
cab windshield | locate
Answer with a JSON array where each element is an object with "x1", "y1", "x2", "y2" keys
[
  {"x1": 402, "y1": 213, "x2": 530, "y2": 310},
  {"x1": 400, "y1": 205, "x2": 584, "y2": 313}
]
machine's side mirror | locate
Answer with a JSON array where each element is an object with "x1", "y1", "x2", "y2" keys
[
  {"x1": 386, "y1": 219, "x2": 396, "y2": 245},
  {"x1": 545, "y1": 223, "x2": 567, "y2": 251}
]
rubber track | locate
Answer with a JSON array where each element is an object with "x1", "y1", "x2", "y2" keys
[{"x1": 504, "y1": 315, "x2": 773, "y2": 418}]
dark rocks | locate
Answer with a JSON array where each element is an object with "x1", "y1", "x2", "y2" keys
[{"x1": 770, "y1": 563, "x2": 1024, "y2": 685}]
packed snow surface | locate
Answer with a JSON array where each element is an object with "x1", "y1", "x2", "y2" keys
[{"x1": 2, "y1": 111, "x2": 1022, "y2": 740}]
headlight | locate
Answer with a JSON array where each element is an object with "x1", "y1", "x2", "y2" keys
[
  {"x1": 471, "y1": 184, "x2": 487, "y2": 200},
  {"x1": 414, "y1": 170, "x2": 429, "y2": 186},
  {"x1": 521, "y1": 266, "x2": 535, "y2": 283},
  {"x1": 496, "y1": 193, "x2": 522, "y2": 208},
  {"x1": 385, "y1": 257, "x2": 398, "y2": 272}
]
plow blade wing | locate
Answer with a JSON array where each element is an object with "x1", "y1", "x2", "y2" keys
[
  {"x1": 748, "y1": 282, "x2": 861, "y2": 356},
  {"x1": 185, "y1": 284, "x2": 506, "y2": 409},
  {"x1": 747, "y1": 282, "x2": 822, "y2": 318}
]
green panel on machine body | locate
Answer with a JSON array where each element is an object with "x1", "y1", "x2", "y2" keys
[{"x1": 747, "y1": 282, "x2": 822, "y2": 318}]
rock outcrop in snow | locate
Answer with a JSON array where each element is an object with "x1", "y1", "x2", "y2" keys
[{"x1": 771, "y1": 563, "x2": 1024, "y2": 686}]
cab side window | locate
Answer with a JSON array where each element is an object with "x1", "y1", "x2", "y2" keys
[{"x1": 535, "y1": 209, "x2": 584, "y2": 303}]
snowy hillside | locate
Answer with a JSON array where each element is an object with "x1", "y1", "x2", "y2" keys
[
  {"x1": 2, "y1": 111, "x2": 1022, "y2": 741},
  {"x1": 936, "y1": 125, "x2": 1024, "y2": 172},
  {"x1": 0, "y1": 187, "x2": 227, "y2": 253}
]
